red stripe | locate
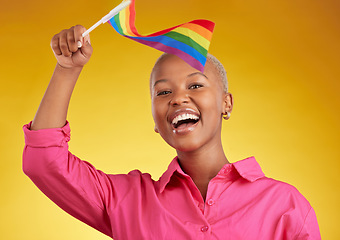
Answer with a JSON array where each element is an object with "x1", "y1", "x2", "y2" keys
[
  {"x1": 146, "y1": 20, "x2": 214, "y2": 37},
  {"x1": 190, "y1": 19, "x2": 215, "y2": 32},
  {"x1": 127, "y1": 0, "x2": 139, "y2": 36}
]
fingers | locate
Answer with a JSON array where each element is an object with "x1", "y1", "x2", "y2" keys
[
  {"x1": 51, "y1": 25, "x2": 88, "y2": 57},
  {"x1": 59, "y1": 30, "x2": 72, "y2": 57},
  {"x1": 67, "y1": 27, "x2": 78, "y2": 53},
  {"x1": 51, "y1": 34, "x2": 62, "y2": 56}
]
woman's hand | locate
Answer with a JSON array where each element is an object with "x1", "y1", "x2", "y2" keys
[{"x1": 51, "y1": 25, "x2": 93, "y2": 69}]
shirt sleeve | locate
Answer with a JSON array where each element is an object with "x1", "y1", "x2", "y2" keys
[
  {"x1": 296, "y1": 206, "x2": 321, "y2": 240},
  {"x1": 270, "y1": 180, "x2": 321, "y2": 240},
  {"x1": 22, "y1": 121, "x2": 113, "y2": 237}
]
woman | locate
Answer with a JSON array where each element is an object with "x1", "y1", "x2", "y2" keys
[{"x1": 23, "y1": 25, "x2": 321, "y2": 239}]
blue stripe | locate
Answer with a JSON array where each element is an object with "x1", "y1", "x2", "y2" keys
[
  {"x1": 108, "y1": 17, "x2": 120, "y2": 33},
  {"x1": 127, "y1": 35, "x2": 206, "y2": 66}
]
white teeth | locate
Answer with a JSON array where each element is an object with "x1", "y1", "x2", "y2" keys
[{"x1": 172, "y1": 113, "x2": 199, "y2": 125}]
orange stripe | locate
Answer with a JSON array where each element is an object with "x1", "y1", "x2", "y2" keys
[
  {"x1": 124, "y1": 6, "x2": 135, "y2": 36},
  {"x1": 184, "y1": 23, "x2": 213, "y2": 41}
]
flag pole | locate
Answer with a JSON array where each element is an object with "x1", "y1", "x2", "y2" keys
[{"x1": 82, "y1": 0, "x2": 132, "y2": 38}]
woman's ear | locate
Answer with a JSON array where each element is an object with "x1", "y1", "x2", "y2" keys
[
  {"x1": 154, "y1": 126, "x2": 159, "y2": 133},
  {"x1": 222, "y1": 92, "x2": 233, "y2": 119}
]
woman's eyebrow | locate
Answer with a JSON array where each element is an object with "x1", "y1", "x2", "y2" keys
[
  {"x1": 153, "y1": 79, "x2": 168, "y2": 87},
  {"x1": 187, "y1": 72, "x2": 208, "y2": 79}
]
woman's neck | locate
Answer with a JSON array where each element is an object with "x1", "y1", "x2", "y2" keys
[{"x1": 176, "y1": 140, "x2": 229, "y2": 201}]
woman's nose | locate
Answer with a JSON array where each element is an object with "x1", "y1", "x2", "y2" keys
[{"x1": 170, "y1": 90, "x2": 190, "y2": 106}]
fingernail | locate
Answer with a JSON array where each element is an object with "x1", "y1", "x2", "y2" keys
[{"x1": 77, "y1": 41, "x2": 82, "y2": 48}]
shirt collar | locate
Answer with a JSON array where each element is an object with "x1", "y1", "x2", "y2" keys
[
  {"x1": 158, "y1": 156, "x2": 265, "y2": 193},
  {"x1": 158, "y1": 157, "x2": 184, "y2": 193},
  {"x1": 232, "y1": 156, "x2": 265, "y2": 182}
]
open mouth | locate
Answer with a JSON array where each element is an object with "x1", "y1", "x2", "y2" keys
[{"x1": 171, "y1": 113, "x2": 200, "y2": 130}]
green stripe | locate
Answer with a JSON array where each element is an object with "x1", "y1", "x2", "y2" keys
[
  {"x1": 114, "y1": 14, "x2": 124, "y2": 35},
  {"x1": 164, "y1": 31, "x2": 207, "y2": 56}
]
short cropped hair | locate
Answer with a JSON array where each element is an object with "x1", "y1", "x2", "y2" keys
[
  {"x1": 206, "y1": 53, "x2": 228, "y2": 92},
  {"x1": 150, "y1": 53, "x2": 228, "y2": 92}
]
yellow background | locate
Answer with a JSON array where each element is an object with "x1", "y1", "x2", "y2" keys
[{"x1": 1, "y1": 0, "x2": 339, "y2": 239}]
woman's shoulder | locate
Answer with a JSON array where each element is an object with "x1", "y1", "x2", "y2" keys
[{"x1": 254, "y1": 175, "x2": 312, "y2": 208}]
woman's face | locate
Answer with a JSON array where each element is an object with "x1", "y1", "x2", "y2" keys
[{"x1": 150, "y1": 54, "x2": 232, "y2": 152}]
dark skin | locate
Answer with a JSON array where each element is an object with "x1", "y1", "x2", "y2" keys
[{"x1": 150, "y1": 54, "x2": 233, "y2": 200}]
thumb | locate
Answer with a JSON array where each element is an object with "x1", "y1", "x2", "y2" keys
[
  {"x1": 74, "y1": 25, "x2": 87, "y2": 48},
  {"x1": 80, "y1": 35, "x2": 93, "y2": 58},
  {"x1": 83, "y1": 34, "x2": 91, "y2": 46}
]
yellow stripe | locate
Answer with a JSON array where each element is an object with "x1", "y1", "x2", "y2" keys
[
  {"x1": 172, "y1": 27, "x2": 210, "y2": 49},
  {"x1": 119, "y1": 9, "x2": 128, "y2": 35},
  {"x1": 185, "y1": 23, "x2": 213, "y2": 41}
]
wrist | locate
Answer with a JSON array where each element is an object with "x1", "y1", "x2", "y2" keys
[
  {"x1": 51, "y1": 63, "x2": 83, "y2": 85},
  {"x1": 56, "y1": 63, "x2": 83, "y2": 72}
]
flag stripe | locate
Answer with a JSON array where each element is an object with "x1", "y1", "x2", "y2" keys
[
  {"x1": 190, "y1": 19, "x2": 215, "y2": 32},
  {"x1": 182, "y1": 23, "x2": 213, "y2": 41},
  {"x1": 127, "y1": 1, "x2": 139, "y2": 36},
  {"x1": 171, "y1": 27, "x2": 210, "y2": 50},
  {"x1": 108, "y1": 17, "x2": 119, "y2": 33},
  {"x1": 124, "y1": 5, "x2": 138, "y2": 36},
  {"x1": 119, "y1": 10, "x2": 128, "y2": 34},
  {"x1": 113, "y1": 14, "x2": 124, "y2": 34},
  {"x1": 128, "y1": 37, "x2": 205, "y2": 71},
  {"x1": 164, "y1": 31, "x2": 207, "y2": 56},
  {"x1": 146, "y1": 22, "x2": 213, "y2": 38},
  {"x1": 127, "y1": 35, "x2": 206, "y2": 66}
]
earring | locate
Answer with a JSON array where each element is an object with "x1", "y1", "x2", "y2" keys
[{"x1": 223, "y1": 112, "x2": 231, "y2": 120}]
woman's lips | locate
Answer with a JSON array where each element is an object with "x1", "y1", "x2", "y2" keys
[
  {"x1": 171, "y1": 118, "x2": 200, "y2": 134},
  {"x1": 168, "y1": 108, "x2": 200, "y2": 135},
  {"x1": 168, "y1": 108, "x2": 200, "y2": 124}
]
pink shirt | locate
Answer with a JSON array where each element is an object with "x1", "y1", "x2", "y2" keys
[{"x1": 22, "y1": 122, "x2": 321, "y2": 239}]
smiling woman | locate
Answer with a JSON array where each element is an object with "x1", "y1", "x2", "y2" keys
[{"x1": 22, "y1": 24, "x2": 321, "y2": 239}]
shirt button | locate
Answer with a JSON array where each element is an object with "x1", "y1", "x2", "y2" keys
[
  {"x1": 207, "y1": 199, "x2": 215, "y2": 206},
  {"x1": 201, "y1": 226, "x2": 209, "y2": 232}
]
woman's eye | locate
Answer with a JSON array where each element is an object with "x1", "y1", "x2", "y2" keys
[
  {"x1": 189, "y1": 84, "x2": 203, "y2": 89},
  {"x1": 157, "y1": 90, "x2": 172, "y2": 96}
]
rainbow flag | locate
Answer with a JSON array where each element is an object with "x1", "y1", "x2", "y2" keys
[{"x1": 108, "y1": 0, "x2": 215, "y2": 72}]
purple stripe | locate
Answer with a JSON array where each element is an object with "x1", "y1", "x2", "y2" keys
[{"x1": 127, "y1": 37, "x2": 205, "y2": 72}]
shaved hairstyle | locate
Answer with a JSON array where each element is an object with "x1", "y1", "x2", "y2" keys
[{"x1": 150, "y1": 53, "x2": 228, "y2": 93}]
